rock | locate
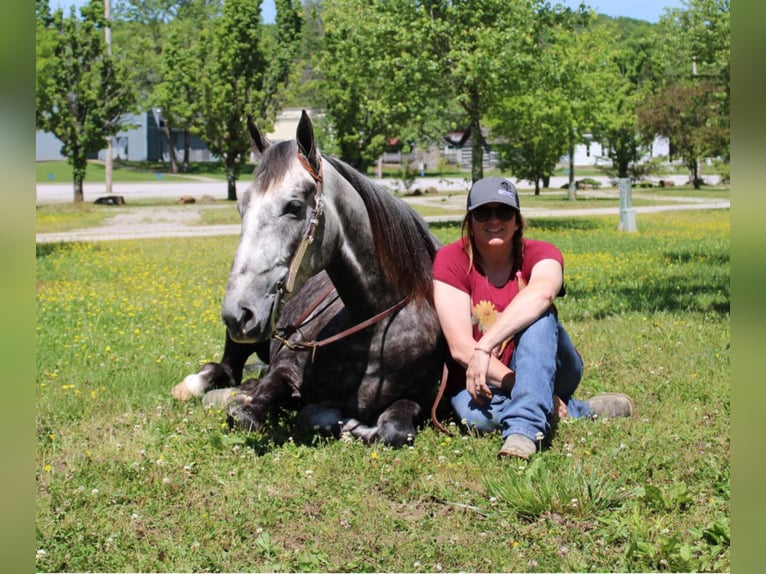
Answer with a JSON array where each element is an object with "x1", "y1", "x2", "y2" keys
[{"x1": 202, "y1": 387, "x2": 240, "y2": 409}]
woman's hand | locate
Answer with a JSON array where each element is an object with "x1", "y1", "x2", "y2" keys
[{"x1": 466, "y1": 348, "x2": 493, "y2": 401}]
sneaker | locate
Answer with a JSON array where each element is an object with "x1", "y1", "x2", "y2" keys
[
  {"x1": 497, "y1": 433, "x2": 536, "y2": 460},
  {"x1": 586, "y1": 392, "x2": 636, "y2": 418}
]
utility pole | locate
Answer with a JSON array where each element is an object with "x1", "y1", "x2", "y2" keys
[{"x1": 105, "y1": 0, "x2": 113, "y2": 195}]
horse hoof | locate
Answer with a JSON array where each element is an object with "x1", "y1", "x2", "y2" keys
[
  {"x1": 202, "y1": 388, "x2": 239, "y2": 410},
  {"x1": 171, "y1": 380, "x2": 194, "y2": 401},
  {"x1": 226, "y1": 403, "x2": 262, "y2": 433},
  {"x1": 171, "y1": 373, "x2": 210, "y2": 401}
]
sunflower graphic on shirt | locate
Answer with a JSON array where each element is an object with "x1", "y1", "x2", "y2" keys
[
  {"x1": 472, "y1": 300, "x2": 511, "y2": 356},
  {"x1": 472, "y1": 300, "x2": 497, "y2": 332}
]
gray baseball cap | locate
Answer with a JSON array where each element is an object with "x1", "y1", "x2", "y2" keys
[{"x1": 467, "y1": 176, "x2": 520, "y2": 211}]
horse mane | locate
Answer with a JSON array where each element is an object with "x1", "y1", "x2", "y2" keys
[
  {"x1": 252, "y1": 140, "x2": 296, "y2": 190},
  {"x1": 326, "y1": 156, "x2": 439, "y2": 304}
]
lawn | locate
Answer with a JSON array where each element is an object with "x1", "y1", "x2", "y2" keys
[{"x1": 35, "y1": 210, "x2": 729, "y2": 572}]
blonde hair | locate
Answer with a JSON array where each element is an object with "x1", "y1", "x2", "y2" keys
[{"x1": 461, "y1": 210, "x2": 526, "y2": 276}]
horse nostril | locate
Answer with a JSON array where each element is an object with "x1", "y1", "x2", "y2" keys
[{"x1": 240, "y1": 307, "x2": 254, "y2": 333}]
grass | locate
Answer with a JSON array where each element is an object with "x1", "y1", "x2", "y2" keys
[{"x1": 35, "y1": 209, "x2": 729, "y2": 572}]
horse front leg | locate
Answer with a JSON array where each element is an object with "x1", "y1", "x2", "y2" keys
[
  {"x1": 226, "y1": 363, "x2": 297, "y2": 432},
  {"x1": 342, "y1": 399, "x2": 422, "y2": 446},
  {"x1": 171, "y1": 330, "x2": 269, "y2": 400}
]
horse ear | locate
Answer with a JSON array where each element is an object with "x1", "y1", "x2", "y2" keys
[
  {"x1": 247, "y1": 115, "x2": 270, "y2": 156},
  {"x1": 296, "y1": 110, "x2": 320, "y2": 174}
]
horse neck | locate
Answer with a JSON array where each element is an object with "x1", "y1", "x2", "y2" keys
[{"x1": 322, "y1": 168, "x2": 401, "y2": 319}]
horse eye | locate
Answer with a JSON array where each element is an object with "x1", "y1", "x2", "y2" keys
[{"x1": 283, "y1": 200, "x2": 304, "y2": 217}]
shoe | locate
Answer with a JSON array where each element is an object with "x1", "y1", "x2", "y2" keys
[
  {"x1": 497, "y1": 433, "x2": 536, "y2": 460},
  {"x1": 586, "y1": 392, "x2": 636, "y2": 418}
]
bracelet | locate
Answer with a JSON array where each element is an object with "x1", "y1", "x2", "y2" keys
[{"x1": 474, "y1": 347, "x2": 491, "y2": 354}]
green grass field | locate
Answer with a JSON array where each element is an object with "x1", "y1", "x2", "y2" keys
[{"x1": 35, "y1": 209, "x2": 729, "y2": 572}]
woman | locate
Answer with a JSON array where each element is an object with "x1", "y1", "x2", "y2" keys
[{"x1": 433, "y1": 176, "x2": 634, "y2": 460}]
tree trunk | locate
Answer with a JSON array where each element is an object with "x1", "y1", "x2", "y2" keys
[
  {"x1": 161, "y1": 121, "x2": 179, "y2": 174},
  {"x1": 72, "y1": 154, "x2": 87, "y2": 203},
  {"x1": 692, "y1": 159, "x2": 702, "y2": 189},
  {"x1": 73, "y1": 177, "x2": 84, "y2": 203},
  {"x1": 468, "y1": 90, "x2": 483, "y2": 184},
  {"x1": 542, "y1": 175, "x2": 550, "y2": 189},
  {"x1": 567, "y1": 129, "x2": 577, "y2": 201},
  {"x1": 225, "y1": 155, "x2": 238, "y2": 201},
  {"x1": 182, "y1": 128, "x2": 190, "y2": 173},
  {"x1": 534, "y1": 178, "x2": 541, "y2": 196}
]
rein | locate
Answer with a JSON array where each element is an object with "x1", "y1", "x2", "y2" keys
[{"x1": 269, "y1": 150, "x2": 411, "y2": 362}]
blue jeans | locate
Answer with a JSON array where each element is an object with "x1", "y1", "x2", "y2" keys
[{"x1": 450, "y1": 309, "x2": 592, "y2": 442}]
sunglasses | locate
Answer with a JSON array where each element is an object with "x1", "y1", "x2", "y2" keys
[{"x1": 471, "y1": 204, "x2": 516, "y2": 222}]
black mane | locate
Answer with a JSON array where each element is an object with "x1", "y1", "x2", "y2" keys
[{"x1": 326, "y1": 156, "x2": 439, "y2": 303}]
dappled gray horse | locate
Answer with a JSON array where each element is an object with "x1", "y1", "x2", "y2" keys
[{"x1": 172, "y1": 111, "x2": 444, "y2": 445}]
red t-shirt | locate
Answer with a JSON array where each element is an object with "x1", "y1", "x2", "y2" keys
[{"x1": 433, "y1": 238, "x2": 564, "y2": 391}]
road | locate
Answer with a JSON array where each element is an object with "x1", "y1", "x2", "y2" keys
[{"x1": 35, "y1": 175, "x2": 729, "y2": 243}]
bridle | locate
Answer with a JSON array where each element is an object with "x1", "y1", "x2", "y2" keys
[
  {"x1": 268, "y1": 150, "x2": 410, "y2": 361},
  {"x1": 268, "y1": 151, "x2": 325, "y2": 338},
  {"x1": 263, "y1": 149, "x2": 452, "y2": 435}
]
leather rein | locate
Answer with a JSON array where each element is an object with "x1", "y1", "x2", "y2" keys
[
  {"x1": 269, "y1": 151, "x2": 410, "y2": 360},
  {"x1": 268, "y1": 150, "x2": 452, "y2": 435}
]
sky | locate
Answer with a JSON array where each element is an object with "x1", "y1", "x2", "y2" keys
[{"x1": 51, "y1": 0, "x2": 686, "y2": 25}]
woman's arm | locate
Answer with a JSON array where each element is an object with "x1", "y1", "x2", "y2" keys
[
  {"x1": 466, "y1": 258, "x2": 563, "y2": 393},
  {"x1": 474, "y1": 258, "x2": 562, "y2": 353},
  {"x1": 433, "y1": 280, "x2": 514, "y2": 400}
]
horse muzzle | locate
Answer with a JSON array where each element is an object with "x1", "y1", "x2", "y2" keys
[{"x1": 221, "y1": 293, "x2": 276, "y2": 343}]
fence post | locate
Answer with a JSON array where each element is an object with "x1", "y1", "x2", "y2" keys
[{"x1": 618, "y1": 178, "x2": 637, "y2": 233}]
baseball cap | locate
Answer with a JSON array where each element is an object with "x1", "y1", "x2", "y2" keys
[{"x1": 467, "y1": 176, "x2": 520, "y2": 212}]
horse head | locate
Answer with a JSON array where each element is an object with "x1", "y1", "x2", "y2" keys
[{"x1": 222, "y1": 111, "x2": 334, "y2": 343}]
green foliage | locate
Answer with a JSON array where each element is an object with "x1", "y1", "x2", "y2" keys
[
  {"x1": 194, "y1": 0, "x2": 301, "y2": 199},
  {"x1": 36, "y1": 0, "x2": 136, "y2": 201},
  {"x1": 35, "y1": 209, "x2": 729, "y2": 572},
  {"x1": 638, "y1": 80, "x2": 729, "y2": 188}
]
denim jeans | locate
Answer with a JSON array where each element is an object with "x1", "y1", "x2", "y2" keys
[{"x1": 450, "y1": 309, "x2": 592, "y2": 442}]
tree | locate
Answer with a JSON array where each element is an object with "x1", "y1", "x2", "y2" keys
[
  {"x1": 638, "y1": 80, "x2": 727, "y2": 189},
  {"x1": 652, "y1": 0, "x2": 730, "y2": 166},
  {"x1": 195, "y1": 0, "x2": 301, "y2": 200},
  {"x1": 315, "y1": 0, "x2": 542, "y2": 182},
  {"x1": 36, "y1": 0, "x2": 136, "y2": 202},
  {"x1": 488, "y1": 5, "x2": 602, "y2": 195},
  {"x1": 113, "y1": 0, "x2": 223, "y2": 173},
  {"x1": 490, "y1": 90, "x2": 569, "y2": 195},
  {"x1": 589, "y1": 17, "x2": 658, "y2": 180}
]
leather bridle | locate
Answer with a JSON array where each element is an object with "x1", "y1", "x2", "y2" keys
[{"x1": 269, "y1": 150, "x2": 410, "y2": 362}]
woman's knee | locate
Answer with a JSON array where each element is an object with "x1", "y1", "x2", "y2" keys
[{"x1": 450, "y1": 392, "x2": 498, "y2": 433}]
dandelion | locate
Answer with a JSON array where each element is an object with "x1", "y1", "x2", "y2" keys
[
  {"x1": 44, "y1": 464, "x2": 52, "y2": 473},
  {"x1": 91, "y1": 488, "x2": 99, "y2": 496},
  {"x1": 370, "y1": 450, "x2": 379, "y2": 460},
  {"x1": 36, "y1": 549, "x2": 47, "y2": 561}
]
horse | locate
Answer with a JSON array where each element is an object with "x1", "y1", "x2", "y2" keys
[{"x1": 171, "y1": 110, "x2": 445, "y2": 446}]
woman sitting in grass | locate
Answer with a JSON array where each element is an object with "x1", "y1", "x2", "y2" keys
[{"x1": 433, "y1": 176, "x2": 635, "y2": 460}]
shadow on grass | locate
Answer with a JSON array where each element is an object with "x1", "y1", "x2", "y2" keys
[
  {"x1": 36, "y1": 241, "x2": 78, "y2": 259},
  {"x1": 527, "y1": 218, "x2": 606, "y2": 232}
]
